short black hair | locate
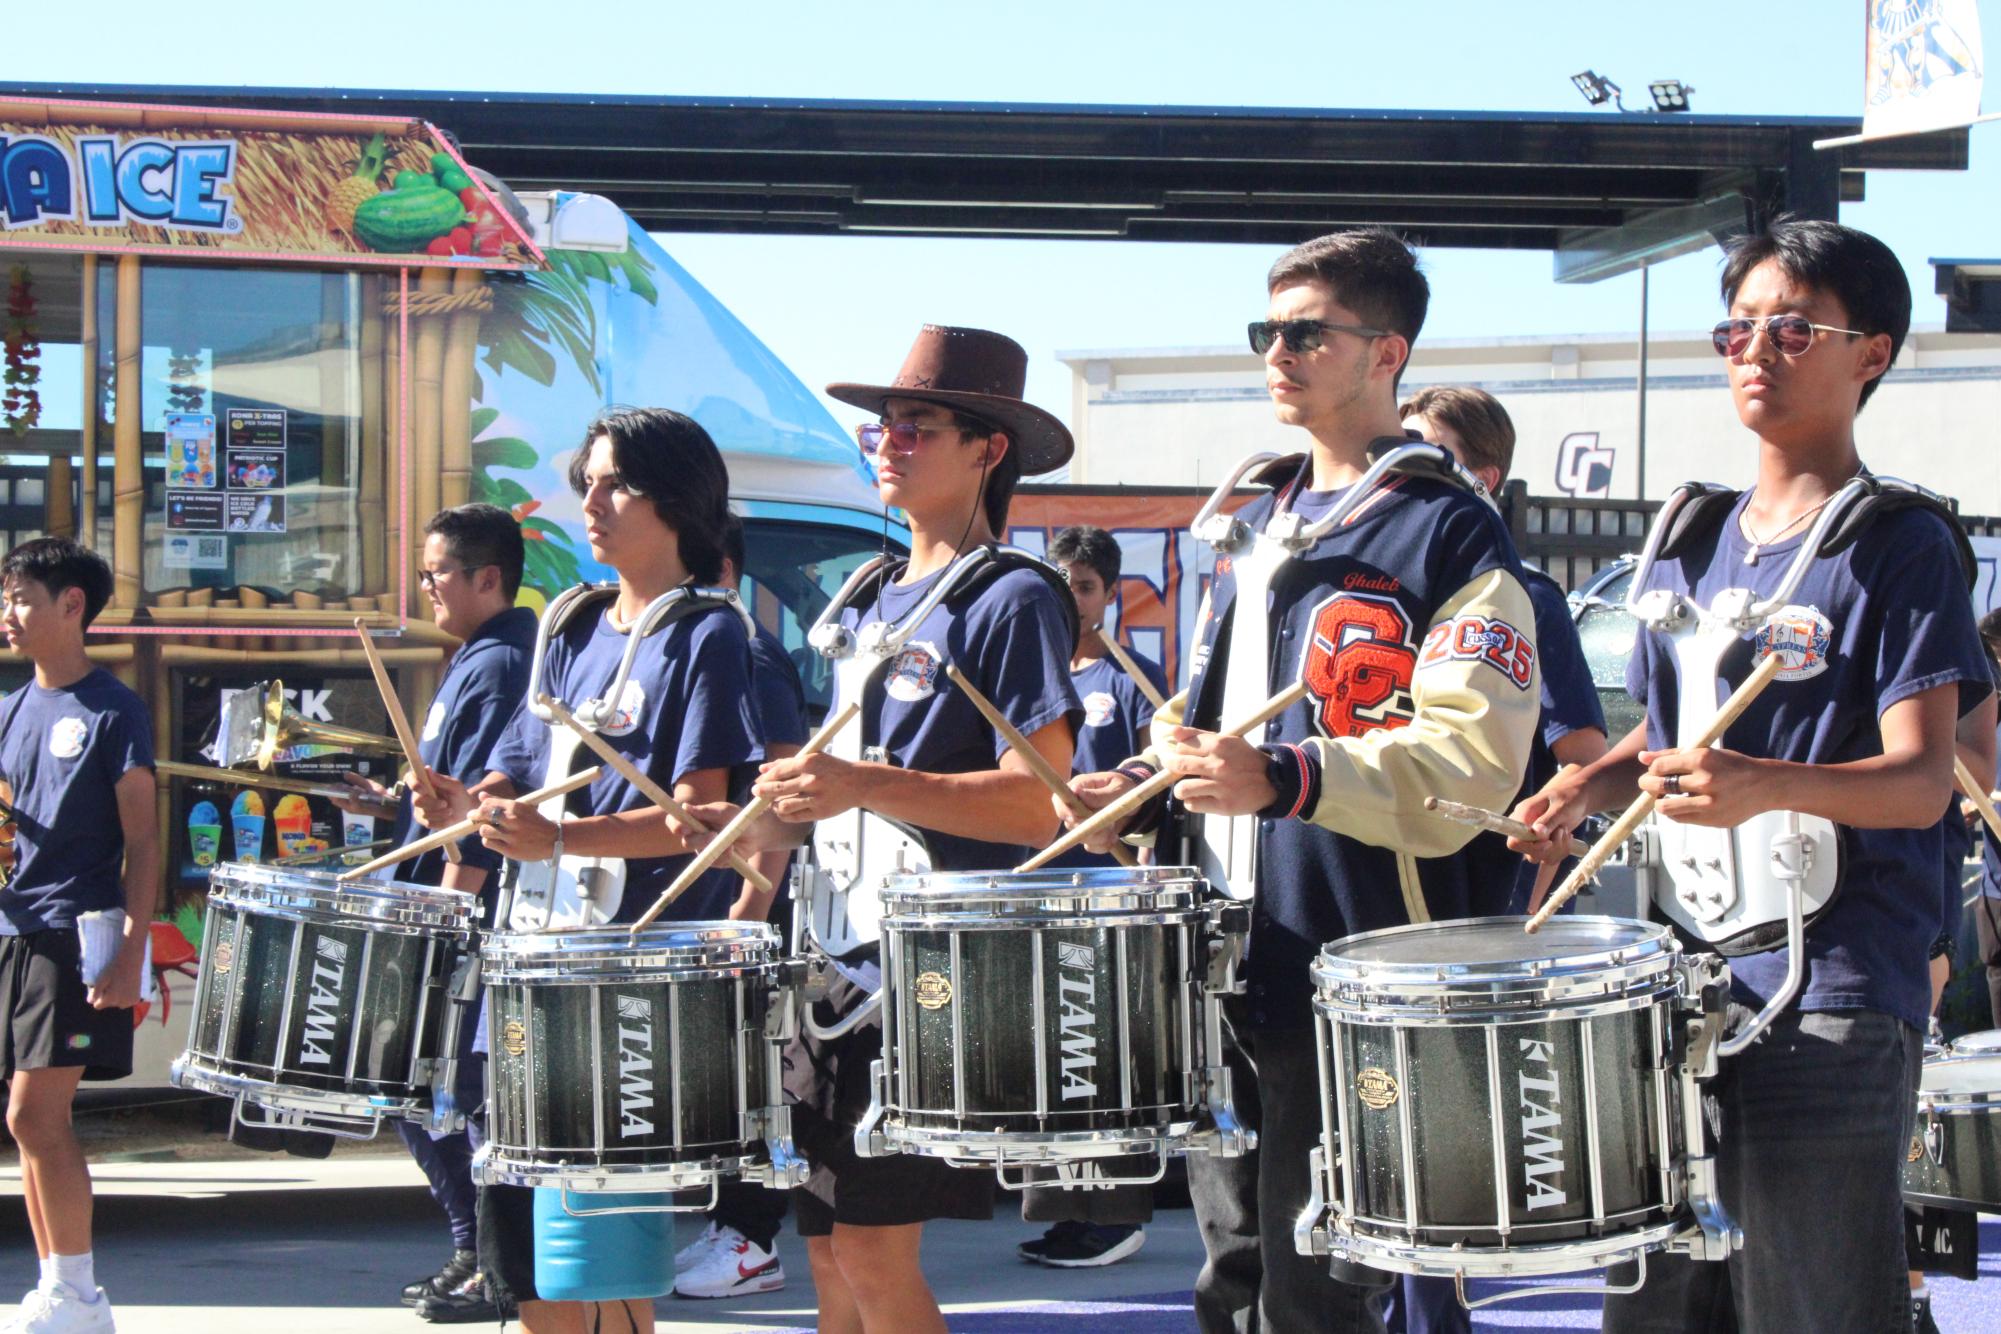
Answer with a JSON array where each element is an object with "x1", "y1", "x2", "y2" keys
[
  {"x1": 1, "y1": 537, "x2": 113, "y2": 628},
  {"x1": 1266, "y1": 229, "x2": 1430, "y2": 387},
  {"x1": 567, "y1": 407, "x2": 732, "y2": 583},
  {"x1": 721, "y1": 510, "x2": 746, "y2": 578},
  {"x1": 424, "y1": 503, "x2": 525, "y2": 599},
  {"x1": 1048, "y1": 525, "x2": 1122, "y2": 588},
  {"x1": 948, "y1": 410, "x2": 1020, "y2": 536},
  {"x1": 1719, "y1": 218, "x2": 1910, "y2": 410}
]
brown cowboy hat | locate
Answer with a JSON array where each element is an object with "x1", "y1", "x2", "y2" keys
[{"x1": 827, "y1": 325, "x2": 1075, "y2": 475}]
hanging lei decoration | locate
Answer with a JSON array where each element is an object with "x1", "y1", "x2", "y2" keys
[{"x1": 3, "y1": 267, "x2": 40, "y2": 439}]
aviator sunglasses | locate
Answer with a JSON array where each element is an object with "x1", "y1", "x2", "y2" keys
[
  {"x1": 1247, "y1": 318, "x2": 1390, "y2": 356},
  {"x1": 855, "y1": 420, "x2": 993, "y2": 456},
  {"x1": 1710, "y1": 314, "x2": 1866, "y2": 359}
]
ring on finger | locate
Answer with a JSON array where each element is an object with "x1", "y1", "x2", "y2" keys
[{"x1": 1663, "y1": 774, "x2": 1681, "y2": 797}]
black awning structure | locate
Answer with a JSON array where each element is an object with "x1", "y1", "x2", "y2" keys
[{"x1": 0, "y1": 82, "x2": 1967, "y2": 281}]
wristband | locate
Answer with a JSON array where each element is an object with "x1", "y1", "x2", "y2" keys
[{"x1": 1257, "y1": 743, "x2": 1319, "y2": 822}]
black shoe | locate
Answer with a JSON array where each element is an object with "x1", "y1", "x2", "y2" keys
[
  {"x1": 403, "y1": 1249, "x2": 478, "y2": 1306},
  {"x1": 415, "y1": 1273, "x2": 514, "y2": 1324},
  {"x1": 1039, "y1": 1223, "x2": 1146, "y2": 1268},
  {"x1": 1018, "y1": 1219, "x2": 1087, "y2": 1263}
]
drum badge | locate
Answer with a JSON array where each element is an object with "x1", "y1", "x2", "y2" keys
[
  {"x1": 211, "y1": 938, "x2": 234, "y2": 975},
  {"x1": 914, "y1": 971, "x2": 954, "y2": 1009},
  {"x1": 48, "y1": 717, "x2": 87, "y2": 759},
  {"x1": 1752, "y1": 604, "x2": 1833, "y2": 682},
  {"x1": 1083, "y1": 691, "x2": 1117, "y2": 728},
  {"x1": 501, "y1": 1020, "x2": 528, "y2": 1057},
  {"x1": 1356, "y1": 1067, "x2": 1399, "y2": 1110},
  {"x1": 885, "y1": 642, "x2": 942, "y2": 703},
  {"x1": 1908, "y1": 1131, "x2": 1925, "y2": 1164}
]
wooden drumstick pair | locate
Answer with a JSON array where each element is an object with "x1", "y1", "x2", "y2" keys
[
  {"x1": 338, "y1": 766, "x2": 604, "y2": 881},
  {"x1": 1958, "y1": 756, "x2": 2001, "y2": 844},
  {"x1": 1526, "y1": 652, "x2": 1784, "y2": 933},
  {"x1": 1018, "y1": 682, "x2": 1310, "y2": 873},
  {"x1": 355, "y1": 618, "x2": 461, "y2": 865},
  {"x1": 1422, "y1": 797, "x2": 1590, "y2": 859},
  {"x1": 1098, "y1": 627, "x2": 1167, "y2": 710}
]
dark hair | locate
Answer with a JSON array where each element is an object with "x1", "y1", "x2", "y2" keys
[
  {"x1": 1266, "y1": 228, "x2": 1429, "y2": 385},
  {"x1": 424, "y1": 503, "x2": 525, "y2": 599},
  {"x1": 1980, "y1": 606, "x2": 2001, "y2": 666},
  {"x1": 1400, "y1": 385, "x2": 1517, "y2": 481},
  {"x1": 1048, "y1": 525, "x2": 1122, "y2": 588},
  {"x1": 721, "y1": 510, "x2": 746, "y2": 578},
  {"x1": 1719, "y1": 219, "x2": 1910, "y2": 410},
  {"x1": 567, "y1": 407, "x2": 732, "y2": 583},
  {"x1": 1, "y1": 537, "x2": 113, "y2": 628},
  {"x1": 944, "y1": 409, "x2": 1021, "y2": 537}
]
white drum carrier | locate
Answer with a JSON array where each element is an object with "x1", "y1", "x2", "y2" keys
[
  {"x1": 796, "y1": 544, "x2": 1069, "y2": 957},
  {"x1": 512, "y1": 583, "x2": 755, "y2": 931},
  {"x1": 1187, "y1": 444, "x2": 1492, "y2": 900}
]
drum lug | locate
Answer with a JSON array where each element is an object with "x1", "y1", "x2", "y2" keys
[
  {"x1": 853, "y1": 1057, "x2": 895, "y2": 1159},
  {"x1": 749, "y1": 1104, "x2": 812, "y2": 1189},
  {"x1": 1923, "y1": 1113, "x2": 1945, "y2": 1167},
  {"x1": 1670, "y1": 1151, "x2": 1741, "y2": 1262},
  {"x1": 1202, "y1": 907, "x2": 1249, "y2": 997},
  {"x1": 1294, "y1": 1143, "x2": 1331, "y2": 1258}
]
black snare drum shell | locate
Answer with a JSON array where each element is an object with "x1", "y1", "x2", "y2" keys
[{"x1": 1904, "y1": 1110, "x2": 2001, "y2": 1213}]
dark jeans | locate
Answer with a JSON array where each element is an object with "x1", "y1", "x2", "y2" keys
[
  {"x1": 1977, "y1": 895, "x2": 2001, "y2": 1029},
  {"x1": 1186, "y1": 1011, "x2": 1385, "y2": 1333},
  {"x1": 395, "y1": 1053, "x2": 485, "y2": 1251},
  {"x1": 1021, "y1": 1178, "x2": 1155, "y2": 1227},
  {"x1": 1601, "y1": 1006, "x2": 1921, "y2": 1334},
  {"x1": 1382, "y1": 1275, "x2": 1468, "y2": 1334},
  {"x1": 712, "y1": 1177, "x2": 789, "y2": 1251}
]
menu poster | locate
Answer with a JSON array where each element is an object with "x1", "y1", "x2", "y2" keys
[
  {"x1": 168, "y1": 407, "x2": 289, "y2": 535},
  {"x1": 225, "y1": 493, "x2": 285, "y2": 533},
  {"x1": 164, "y1": 414, "x2": 217, "y2": 490},
  {"x1": 165, "y1": 492, "x2": 224, "y2": 530}
]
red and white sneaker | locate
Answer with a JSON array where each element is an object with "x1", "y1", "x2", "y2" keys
[{"x1": 672, "y1": 1226, "x2": 785, "y2": 1300}]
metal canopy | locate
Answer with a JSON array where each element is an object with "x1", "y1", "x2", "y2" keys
[{"x1": 0, "y1": 82, "x2": 1967, "y2": 265}]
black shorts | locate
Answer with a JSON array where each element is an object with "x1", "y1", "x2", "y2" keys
[
  {"x1": 0, "y1": 928, "x2": 133, "y2": 1081},
  {"x1": 477, "y1": 1180, "x2": 539, "y2": 1306},
  {"x1": 784, "y1": 968, "x2": 994, "y2": 1237}
]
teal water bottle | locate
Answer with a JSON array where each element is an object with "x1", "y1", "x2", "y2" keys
[{"x1": 531, "y1": 1187, "x2": 675, "y2": 1301}]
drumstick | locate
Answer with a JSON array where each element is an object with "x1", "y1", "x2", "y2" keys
[
  {"x1": 947, "y1": 665, "x2": 1137, "y2": 868},
  {"x1": 1957, "y1": 756, "x2": 2001, "y2": 844},
  {"x1": 156, "y1": 759, "x2": 391, "y2": 804},
  {"x1": 628, "y1": 700, "x2": 863, "y2": 933},
  {"x1": 1423, "y1": 797, "x2": 1590, "y2": 859},
  {"x1": 336, "y1": 766, "x2": 602, "y2": 881},
  {"x1": 540, "y1": 694, "x2": 770, "y2": 894},
  {"x1": 1099, "y1": 629, "x2": 1167, "y2": 710},
  {"x1": 355, "y1": 618, "x2": 459, "y2": 865},
  {"x1": 1526, "y1": 652, "x2": 1783, "y2": 933},
  {"x1": 1017, "y1": 681, "x2": 1309, "y2": 873}
]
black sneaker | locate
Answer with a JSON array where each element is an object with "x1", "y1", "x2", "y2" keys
[
  {"x1": 415, "y1": 1273, "x2": 515, "y2": 1325},
  {"x1": 1912, "y1": 1289, "x2": 1941, "y2": 1334},
  {"x1": 403, "y1": 1249, "x2": 478, "y2": 1306},
  {"x1": 1018, "y1": 1220, "x2": 1086, "y2": 1263},
  {"x1": 1038, "y1": 1223, "x2": 1146, "y2": 1268}
]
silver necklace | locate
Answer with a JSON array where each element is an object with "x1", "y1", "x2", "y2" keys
[{"x1": 1740, "y1": 494, "x2": 1836, "y2": 566}]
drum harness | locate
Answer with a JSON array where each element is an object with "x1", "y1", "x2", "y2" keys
[{"x1": 1622, "y1": 474, "x2": 1974, "y2": 1057}]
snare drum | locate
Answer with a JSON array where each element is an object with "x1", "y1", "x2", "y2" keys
[
  {"x1": 479, "y1": 922, "x2": 804, "y2": 1200},
  {"x1": 1905, "y1": 1036, "x2": 2001, "y2": 1213},
  {"x1": 172, "y1": 862, "x2": 477, "y2": 1135},
  {"x1": 1299, "y1": 916, "x2": 1735, "y2": 1281},
  {"x1": 859, "y1": 867, "x2": 1247, "y2": 1185}
]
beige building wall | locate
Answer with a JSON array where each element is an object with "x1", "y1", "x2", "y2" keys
[{"x1": 1059, "y1": 328, "x2": 2001, "y2": 514}]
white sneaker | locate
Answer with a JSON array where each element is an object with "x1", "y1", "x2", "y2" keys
[
  {"x1": 673, "y1": 1227, "x2": 784, "y2": 1300},
  {"x1": 8, "y1": 1285, "x2": 113, "y2": 1333},
  {"x1": 1, "y1": 1287, "x2": 50, "y2": 1334},
  {"x1": 674, "y1": 1222, "x2": 720, "y2": 1275}
]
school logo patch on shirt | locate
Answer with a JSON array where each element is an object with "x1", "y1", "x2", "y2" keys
[
  {"x1": 422, "y1": 700, "x2": 445, "y2": 743},
  {"x1": 884, "y1": 641, "x2": 942, "y2": 703},
  {"x1": 1753, "y1": 604, "x2": 1834, "y2": 682},
  {"x1": 48, "y1": 717, "x2": 87, "y2": 760},
  {"x1": 1083, "y1": 691, "x2": 1118, "y2": 728},
  {"x1": 599, "y1": 679, "x2": 649, "y2": 737}
]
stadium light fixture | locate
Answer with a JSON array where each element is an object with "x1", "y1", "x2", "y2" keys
[
  {"x1": 1649, "y1": 80, "x2": 1695, "y2": 112},
  {"x1": 1571, "y1": 70, "x2": 1626, "y2": 111}
]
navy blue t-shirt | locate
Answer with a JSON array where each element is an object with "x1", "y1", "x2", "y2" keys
[
  {"x1": 1181, "y1": 463, "x2": 1529, "y2": 1028},
  {"x1": 1051, "y1": 650, "x2": 1167, "y2": 870},
  {"x1": 397, "y1": 606, "x2": 536, "y2": 890},
  {"x1": 488, "y1": 599, "x2": 761, "y2": 922},
  {"x1": 1625, "y1": 490, "x2": 1989, "y2": 1029},
  {"x1": 748, "y1": 626, "x2": 809, "y2": 751},
  {"x1": 840, "y1": 561, "x2": 1081, "y2": 873},
  {"x1": 1512, "y1": 567, "x2": 1607, "y2": 910},
  {"x1": 0, "y1": 669, "x2": 154, "y2": 933}
]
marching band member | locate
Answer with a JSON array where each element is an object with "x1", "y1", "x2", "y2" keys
[
  {"x1": 676, "y1": 326, "x2": 1083, "y2": 1334},
  {"x1": 1510, "y1": 220, "x2": 1991, "y2": 1334},
  {"x1": 1399, "y1": 385, "x2": 1608, "y2": 921},
  {"x1": 332, "y1": 503, "x2": 535, "y2": 1324},
  {"x1": 1973, "y1": 610, "x2": 2001, "y2": 1030},
  {"x1": 0, "y1": 539, "x2": 156, "y2": 1334},
  {"x1": 413, "y1": 408, "x2": 763, "y2": 1334},
  {"x1": 1061, "y1": 231, "x2": 1541, "y2": 1332}
]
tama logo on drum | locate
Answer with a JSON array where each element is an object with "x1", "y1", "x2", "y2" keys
[
  {"x1": 298, "y1": 937, "x2": 351, "y2": 1067},
  {"x1": 613, "y1": 994, "x2": 656, "y2": 1137},
  {"x1": 1055, "y1": 942, "x2": 1097, "y2": 1100},
  {"x1": 1518, "y1": 1038, "x2": 1567, "y2": 1210}
]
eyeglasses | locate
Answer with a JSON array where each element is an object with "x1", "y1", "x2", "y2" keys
[
  {"x1": 855, "y1": 420, "x2": 989, "y2": 456},
  {"x1": 418, "y1": 564, "x2": 487, "y2": 591},
  {"x1": 1710, "y1": 315, "x2": 1866, "y2": 359},
  {"x1": 1247, "y1": 318, "x2": 1390, "y2": 356}
]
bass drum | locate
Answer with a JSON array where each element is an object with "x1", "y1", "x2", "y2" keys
[{"x1": 1905, "y1": 1039, "x2": 2001, "y2": 1213}]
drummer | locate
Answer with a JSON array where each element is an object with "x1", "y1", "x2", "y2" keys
[
  {"x1": 675, "y1": 325, "x2": 1082, "y2": 1334},
  {"x1": 413, "y1": 408, "x2": 763, "y2": 1334},
  {"x1": 1058, "y1": 231, "x2": 1541, "y2": 1330},
  {"x1": 1509, "y1": 220, "x2": 1992, "y2": 1334},
  {"x1": 332, "y1": 502, "x2": 534, "y2": 1323}
]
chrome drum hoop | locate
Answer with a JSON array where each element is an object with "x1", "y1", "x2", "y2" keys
[
  {"x1": 879, "y1": 866, "x2": 1207, "y2": 925},
  {"x1": 477, "y1": 1148, "x2": 771, "y2": 1195},
  {"x1": 873, "y1": 1121, "x2": 1199, "y2": 1163},
  {"x1": 481, "y1": 921, "x2": 780, "y2": 984},
  {"x1": 208, "y1": 861, "x2": 478, "y2": 938},
  {"x1": 1316, "y1": 1217, "x2": 1690, "y2": 1281}
]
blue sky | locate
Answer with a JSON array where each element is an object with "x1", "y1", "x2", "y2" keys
[{"x1": 7, "y1": 1, "x2": 1996, "y2": 438}]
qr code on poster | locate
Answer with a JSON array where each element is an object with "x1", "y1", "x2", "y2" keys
[{"x1": 162, "y1": 534, "x2": 228, "y2": 569}]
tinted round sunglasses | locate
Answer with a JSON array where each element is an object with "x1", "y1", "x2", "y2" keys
[{"x1": 1711, "y1": 314, "x2": 1866, "y2": 358}]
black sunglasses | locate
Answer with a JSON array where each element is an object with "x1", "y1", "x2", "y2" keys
[
  {"x1": 1711, "y1": 315, "x2": 1865, "y2": 359},
  {"x1": 1248, "y1": 318, "x2": 1390, "y2": 356}
]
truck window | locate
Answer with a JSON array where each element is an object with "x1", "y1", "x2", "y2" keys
[{"x1": 738, "y1": 518, "x2": 906, "y2": 720}]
